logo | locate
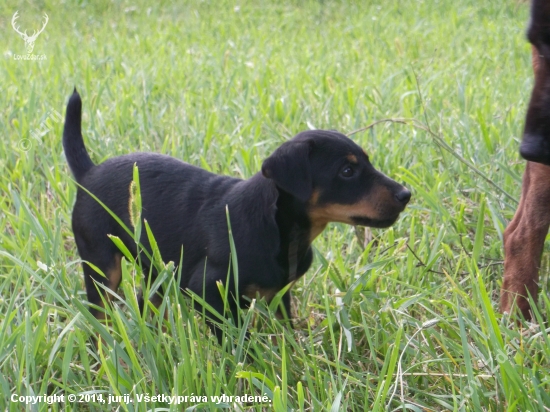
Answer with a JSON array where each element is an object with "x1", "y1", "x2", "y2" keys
[{"x1": 11, "y1": 11, "x2": 48, "y2": 59}]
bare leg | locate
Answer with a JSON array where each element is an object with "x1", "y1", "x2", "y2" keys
[{"x1": 502, "y1": 162, "x2": 550, "y2": 319}]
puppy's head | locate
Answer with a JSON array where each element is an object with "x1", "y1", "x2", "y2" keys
[
  {"x1": 519, "y1": 0, "x2": 550, "y2": 165},
  {"x1": 262, "y1": 130, "x2": 410, "y2": 237}
]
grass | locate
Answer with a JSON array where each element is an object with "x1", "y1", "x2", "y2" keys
[{"x1": 1, "y1": 0, "x2": 549, "y2": 410}]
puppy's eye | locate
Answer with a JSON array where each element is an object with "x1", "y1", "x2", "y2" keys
[{"x1": 340, "y1": 165, "x2": 354, "y2": 178}]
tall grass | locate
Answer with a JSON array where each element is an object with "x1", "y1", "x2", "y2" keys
[{"x1": 1, "y1": 0, "x2": 549, "y2": 410}]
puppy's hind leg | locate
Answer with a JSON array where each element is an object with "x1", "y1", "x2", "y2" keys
[
  {"x1": 76, "y1": 241, "x2": 122, "y2": 350},
  {"x1": 80, "y1": 250, "x2": 123, "y2": 320}
]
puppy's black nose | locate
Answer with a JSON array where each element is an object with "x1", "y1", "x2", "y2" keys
[{"x1": 395, "y1": 189, "x2": 411, "y2": 204}]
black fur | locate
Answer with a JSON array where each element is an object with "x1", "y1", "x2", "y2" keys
[
  {"x1": 520, "y1": 0, "x2": 550, "y2": 164},
  {"x1": 62, "y1": 88, "x2": 94, "y2": 181}
]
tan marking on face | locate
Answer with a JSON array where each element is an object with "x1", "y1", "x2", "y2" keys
[
  {"x1": 309, "y1": 189, "x2": 321, "y2": 206},
  {"x1": 309, "y1": 200, "x2": 378, "y2": 225},
  {"x1": 347, "y1": 154, "x2": 358, "y2": 163},
  {"x1": 307, "y1": 184, "x2": 397, "y2": 230},
  {"x1": 244, "y1": 284, "x2": 279, "y2": 302}
]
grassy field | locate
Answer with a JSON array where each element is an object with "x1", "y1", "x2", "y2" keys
[{"x1": 1, "y1": 0, "x2": 549, "y2": 410}]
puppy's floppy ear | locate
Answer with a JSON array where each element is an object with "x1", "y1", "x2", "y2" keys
[{"x1": 262, "y1": 140, "x2": 312, "y2": 202}]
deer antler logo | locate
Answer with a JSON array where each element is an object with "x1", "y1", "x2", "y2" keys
[{"x1": 11, "y1": 11, "x2": 49, "y2": 54}]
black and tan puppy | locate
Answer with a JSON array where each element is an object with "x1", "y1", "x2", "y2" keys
[{"x1": 63, "y1": 90, "x2": 411, "y2": 341}]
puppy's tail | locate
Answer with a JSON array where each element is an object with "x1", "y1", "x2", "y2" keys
[{"x1": 63, "y1": 88, "x2": 94, "y2": 181}]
